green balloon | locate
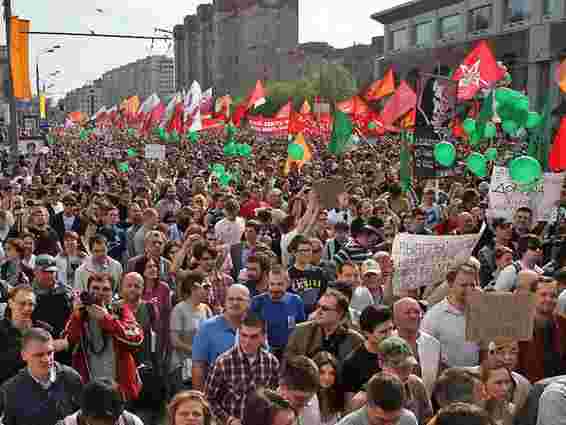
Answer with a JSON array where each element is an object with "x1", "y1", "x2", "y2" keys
[
  {"x1": 525, "y1": 112, "x2": 542, "y2": 129},
  {"x1": 485, "y1": 147, "x2": 497, "y2": 161},
  {"x1": 158, "y1": 128, "x2": 165, "y2": 138},
  {"x1": 79, "y1": 130, "x2": 87, "y2": 140},
  {"x1": 224, "y1": 142, "x2": 237, "y2": 156},
  {"x1": 226, "y1": 124, "x2": 236, "y2": 138},
  {"x1": 219, "y1": 172, "x2": 232, "y2": 187},
  {"x1": 502, "y1": 120, "x2": 518, "y2": 136},
  {"x1": 466, "y1": 152, "x2": 488, "y2": 177},
  {"x1": 434, "y1": 142, "x2": 456, "y2": 167},
  {"x1": 212, "y1": 164, "x2": 225, "y2": 175},
  {"x1": 463, "y1": 118, "x2": 477, "y2": 136},
  {"x1": 368, "y1": 122, "x2": 377, "y2": 130},
  {"x1": 127, "y1": 148, "x2": 137, "y2": 157},
  {"x1": 188, "y1": 132, "x2": 199, "y2": 143},
  {"x1": 509, "y1": 156, "x2": 542, "y2": 185},
  {"x1": 239, "y1": 144, "x2": 252, "y2": 158},
  {"x1": 127, "y1": 128, "x2": 135, "y2": 136},
  {"x1": 118, "y1": 162, "x2": 129, "y2": 173},
  {"x1": 288, "y1": 143, "x2": 305, "y2": 160},
  {"x1": 469, "y1": 131, "x2": 481, "y2": 146},
  {"x1": 484, "y1": 122, "x2": 497, "y2": 139}
]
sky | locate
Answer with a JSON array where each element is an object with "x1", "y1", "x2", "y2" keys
[{"x1": 1, "y1": 0, "x2": 408, "y2": 99}]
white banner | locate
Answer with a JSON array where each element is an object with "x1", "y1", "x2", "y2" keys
[
  {"x1": 392, "y1": 228, "x2": 484, "y2": 291},
  {"x1": 144, "y1": 143, "x2": 165, "y2": 160},
  {"x1": 488, "y1": 166, "x2": 564, "y2": 222}
]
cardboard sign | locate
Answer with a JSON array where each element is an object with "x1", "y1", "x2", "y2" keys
[
  {"x1": 145, "y1": 144, "x2": 166, "y2": 160},
  {"x1": 488, "y1": 166, "x2": 564, "y2": 222},
  {"x1": 391, "y1": 227, "x2": 484, "y2": 291},
  {"x1": 413, "y1": 127, "x2": 438, "y2": 178},
  {"x1": 465, "y1": 292, "x2": 536, "y2": 342},
  {"x1": 314, "y1": 178, "x2": 346, "y2": 210}
]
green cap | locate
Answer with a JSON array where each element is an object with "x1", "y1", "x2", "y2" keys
[{"x1": 378, "y1": 336, "x2": 418, "y2": 369}]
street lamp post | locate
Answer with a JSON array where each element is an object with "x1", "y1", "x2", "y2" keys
[{"x1": 35, "y1": 45, "x2": 61, "y2": 96}]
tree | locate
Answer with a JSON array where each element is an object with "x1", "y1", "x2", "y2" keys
[{"x1": 253, "y1": 63, "x2": 357, "y2": 116}]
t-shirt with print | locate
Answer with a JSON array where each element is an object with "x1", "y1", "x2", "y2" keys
[{"x1": 288, "y1": 265, "x2": 328, "y2": 315}]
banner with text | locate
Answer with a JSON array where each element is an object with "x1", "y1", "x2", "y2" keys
[
  {"x1": 248, "y1": 116, "x2": 290, "y2": 136},
  {"x1": 145, "y1": 144, "x2": 166, "y2": 160},
  {"x1": 488, "y1": 166, "x2": 564, "y2": 222},
  {"x1": 392, "y1": 229, "x2": 484, "y2": 291}
]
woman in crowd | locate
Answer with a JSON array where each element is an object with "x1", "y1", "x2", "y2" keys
[
  {"x1": 167, "y1": 390, "x2": 211, "y2": 425},
  {"x1": 169, "y1": 271, "x2": 212, "y2": 393},
  {"x1": 480, "y1": 364, "x2": 515, "y2": 425},
  {"x1": 0, "y1": 238, "x2": 32, "y2": 285},
  {"x1": 55, "y1": 231, "x2": 86, "y2": 286},
  {"x1": 243, "y1": 388, "x2": 297, "y2": 425},
  {"x1": 313, "y1": 351, "x2": 344, "y2": 425}
]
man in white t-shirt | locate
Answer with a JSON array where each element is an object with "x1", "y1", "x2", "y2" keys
[{"x1": 215, "y1": 197, "x2": 245, "y2": 248}]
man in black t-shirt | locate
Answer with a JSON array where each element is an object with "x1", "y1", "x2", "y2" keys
[
  {"x1": 341, "y1": 305, "x2": 395, "y2": 409},
  {"x1": 288, "y1": 235, "x2": 328, "y2": 315}
]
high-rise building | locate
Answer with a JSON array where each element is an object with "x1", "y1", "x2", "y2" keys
[
  {"x1": 371, "y1": 0, "x2": 566, "y2": 109},
  {"x1": 101, "y1": 55, "x2": 175, "y2": 107},
  {"x1": 174, "y1": 0, "x2": 299, "y2": 96},
  {"x1": 62, "y1": 80, "x2": 103, "y2": 117}
]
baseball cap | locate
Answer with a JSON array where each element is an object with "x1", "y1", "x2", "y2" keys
[
  {"x1": 35, "y1": 255, "x2": 58, "y2": 272},
  {"x1": 378, "y1": 336, "x2": 418, "y2": 369},
  {"x1": 361, "y1": 259, "x2": 382, "y2": 276}
]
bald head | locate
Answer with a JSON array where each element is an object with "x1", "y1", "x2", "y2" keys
[
  {"x1": 515, "y1": 270, "x2": 540, "y2": 294},
  {"x1": 393, "y1": 297, "x2": 422, "y2": 333},
  {"x1": 225, "y1": 284, "x2": 251, "y2": 320},
  {"x1": 120, "y1": 272, "x2": 144, "y2": 303}
]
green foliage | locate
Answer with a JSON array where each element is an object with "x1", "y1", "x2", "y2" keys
[{"x1": 255, "y1": 63, "x2": 358, "y2": 115}]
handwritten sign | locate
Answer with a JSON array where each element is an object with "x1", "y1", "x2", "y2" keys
[
  {"x1": 391, "y1": 229, "x2": 483, "y2": 291},
  {"x1": 314, "y1": 178, "x2": 346, "y2": 210},
  {"x1": 144, "y1": 144, "x2": 166, "y2": 160},
  {"x1": 465, "y1": 292, "x2": 536, "y2": 342},
  {"x1": 488, "y1": 166, "x2": 564, "y2": 222}
]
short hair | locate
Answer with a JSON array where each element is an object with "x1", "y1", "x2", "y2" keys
[
  {"x1": 247, "y1": 253, "x2": 271, "y2": 275},
  {"x1": 4, "y1": 238, "x2": 25, "y2": 255},
  {"x1": 21, "y1": 327, "x2": 52, "y2": 351},
  {"x1": 8, "y1": 283, "x2": 34, "y2": 301},
  {"x1": 462, "y1": 189, "x2": 479, "y2": 205},
  {"x1": 269, "y1": 263, "x2": 287, "y2": 279},
  {"x1": 366, "y1": 372, "x2": 405, "y2": 412},
  {"x1": 89, "y1": 234, "x2": 108, "y2": 250},
  {"x1": 167, "y1": 390, "x2": 211, "y2": 425},
  {"x1": 243, "y1": 388, "x2": 296, "y2": 425},
  {"x1": 337, "y1": 261, "x2": 356, "y2": 276},
  {"x1": 241, "y1": 312, "x2": 266, "y2": 333},
  {"x1": 178, "y1": 271, "x2": 207, "y2": 297},
  {"x1": 446, "y1": 257, "x2": 479, "y2": 284},
  {"x1": 495, "y1": 245, "x2": 513, "y2": 259},
  {"x1": 81, "y1": 378, "x2": 125, "y2": 420},
  {"x1": 359, "y1": 305, "x2": 392, "y2": 334},
  {"x1": 412, "y1": 207, "x2": 426, "y2": 218},
  {"x1": 246, "y1": 220, "x2": 261, "y2": 231},
  {"x1": 515, "y1": 206, "x2": 533, "y2": 217},
  {"x1": 63, "y1": 231, "x2": 79, "y2": 241},
  {"x1": 279, "y1": 355, "x2": 320, "y2": 394},
  {"x1": 87, "y1": 272, "x2": 113, "y2": 289},
  {"x1": 436, "y1": 402, "x2": 492, "y2": 425},
  {"x1": 144, "y1": 230, "x2": 165, "y2": 243},
  {"x1": 224, "y1": 197, "x2": 240, "y2": 213},
  {"x1": 192, "y1": 240, "x2": 217, "y2": 261},
  {"x1": 322, "y1": 288, "x2": 349, "y2": 317},
  {"x1": 433, "y1": 367, "x2": 480, "y2": 407},
  {"x1": 288, "y1": 234, "x2": 309, "y2": 253}
]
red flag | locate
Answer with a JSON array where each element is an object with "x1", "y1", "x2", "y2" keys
[
  {"x1": 336, "y1": 96, "x2": 369, "y2": 116},
  {"x1": 380, "y1": 81, "x2": 417, "y2": 127},
  {"x1": 549, "y1": 116, "x2": 566, "y2": 171},
  {"x1": 365, "y1": 68, "x2": 395, "y2": 101},
  {"x1": 232, "y1": 102, "x2": 248, "y2": 127},
  {"x1": 142, "y1": 102, "x2": 165, "y2": 134},
  {"x1": 452, "y1": 40, "x2": 505, "y2": 101},
  {"x1": 167, "y1": 101, "x2": 185, "y2": 134},
  {"x1": 247, "y1": 80, "x2": 266, "y2": 110},
  {"x1": 275, "y1": 100, "x2": 293, "y2": 118},
  {"x1": 288, "y1": 110, "x2": 307, "y2": 134}
]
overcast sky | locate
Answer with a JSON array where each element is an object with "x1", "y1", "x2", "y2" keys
[{"x1": 2, "y1": 0, "x2": 407, "y2": 98}]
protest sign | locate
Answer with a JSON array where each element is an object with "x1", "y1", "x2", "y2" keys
[
  {"x1": 465, "y1": 292, "x2": 536, "y2": 342},
  {"x1": 488, "y1": 166, "x2": 564, "y2": 222},
  {"x1": 391, "y1": 228, "x2": 483, "y2": 291},
  {"x1": 248, "y1": 117, "x2": 290, "y2": 136},
  {"x1": 413, "y1": 127, "x2": 437, "y2": 178},
  {"x1": 314, "y1": 178, "x2": 346, "y2": 210},
  {"x1": 145, "y1": 144, "x2": 166, "y2": 160}
]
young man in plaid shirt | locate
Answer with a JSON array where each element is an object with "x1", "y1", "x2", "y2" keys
[{"x1": 204, "y1": 312, "x2": 280, "y2": 425}]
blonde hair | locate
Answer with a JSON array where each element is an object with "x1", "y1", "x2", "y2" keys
[{"x1": 167, "y1": 390, "x2": 211, "y2": 425}]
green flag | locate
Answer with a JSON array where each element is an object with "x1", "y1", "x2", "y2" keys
[{"x1": 329, "y1": 110, "x2": 353, "y2": 156}]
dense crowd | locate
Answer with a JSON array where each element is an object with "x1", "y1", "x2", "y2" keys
[{"x1": 0, "y1": 124, "x2": 565, "y2": 425}]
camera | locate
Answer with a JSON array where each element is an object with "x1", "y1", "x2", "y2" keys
[{"x1": 80, "y1": 291, "x2": 96, "y2": 307}]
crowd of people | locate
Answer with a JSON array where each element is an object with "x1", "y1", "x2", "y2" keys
[{"x1": 0, "y1": 124, "x2": 565, "y2": 425}]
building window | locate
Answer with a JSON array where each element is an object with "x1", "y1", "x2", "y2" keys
[
  {"x1": 440, "y1": 14, "x2": 462, "y2": 38},
  {"x1": 391, "y1": 28, "x2": 408, "y2": 50},
  {"x1": 415, "y1": 21, "x2": 433, "y2": 46},
  {"x1": 504, "y1": 0, "x2": 529, "y2": 23},
  {"x1": 543, "y1": 0, "x2": 561, "y2": 16},
  {"x1": 469, "y1": 6, "x2": 492, "y2": 31}
]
